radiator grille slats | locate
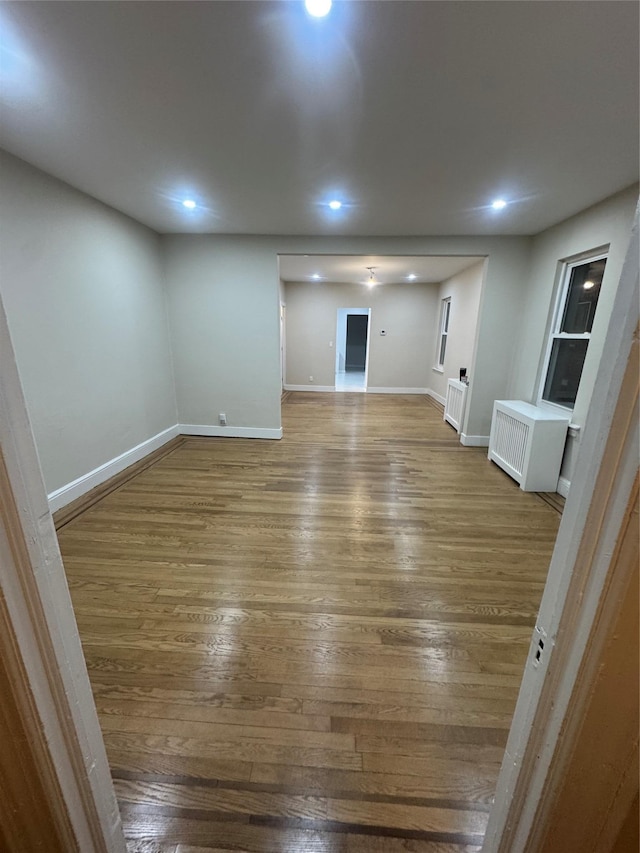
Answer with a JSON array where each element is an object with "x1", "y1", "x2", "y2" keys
[
  {"x1": 444, "y1": 379, "x2": 468, "y2": 433},
  {"x1": 492, "y1": 410, "x2": 529, "y2": 477},
  {"x1": 488, "y1": 400, "x2": 570, "y2": 492},
  {"x1": 445, "y1": 384, "x2": 463, "y2": 425}
]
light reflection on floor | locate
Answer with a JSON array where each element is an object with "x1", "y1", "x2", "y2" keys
[{"x1": 334, "y1": 371, "x2": 366, "y2": 392}]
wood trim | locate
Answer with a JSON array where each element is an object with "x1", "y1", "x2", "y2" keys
[
  {"x1": 0, "y1": 449, "x2": 109, "y2": 852},
  {"x1": 0, "y1": 568, "x2": 74, "y2": 853},
  {"x1": 53, "y1": 435, "x2": 186, "y2": 530},
  {"x1": 528, "y1": 330, "x2": 640, "y2": 847},
  {"x1": 612, "y1": 793, "x2": 639, "y2": 853},
  {"x1": 518, "y1": 329, "x2": 639, "y2": 853},
  {"x1": 484, "y1": 206, "x2": 639, "y2": 852},
  {"x1": 536, "y1": 480, "x2": 639, "y2": 852},
  {"x1": 0, "y1": 297, "x2": 126, "y2": 852},
  {"x1": 536, "y1": 492, "x2": 565, "y2": 516},
  {"x1": 424, "y1": 393, "x2": 445, "y2": 413}
]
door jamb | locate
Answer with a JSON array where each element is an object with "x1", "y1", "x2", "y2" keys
[
  {"x1": 483, "y1": 207, "x2": 639, "y2": 851},
  {"x1": 0, "y1": 298, "x2": 126, "y2": 853}
]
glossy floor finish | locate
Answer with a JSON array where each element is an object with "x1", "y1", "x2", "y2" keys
[
  {"x1": 58, "y1": 393, "x2": 561, "y2": 853},
  {"x1": 334, "y1": 371, "x2": 366, "y2": 392}
]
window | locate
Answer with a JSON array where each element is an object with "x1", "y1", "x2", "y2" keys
[
  {"x1": 540, "y1": 253, "x2": 607, "y2": 409},
  {"x1": 436, "y1": 297, "x2": 451, "y2": 369}
]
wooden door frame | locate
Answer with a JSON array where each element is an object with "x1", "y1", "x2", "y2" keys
[
  {"x1": 483, "y1": 206, "x2": 639, "y2": 851},
  {"x1": 0, "y1": 299, "x2": 126, "y2": 852}
]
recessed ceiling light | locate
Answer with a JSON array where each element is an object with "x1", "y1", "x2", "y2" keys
[
  {"x1": 328, "y1": 199, "x2": 342, "y2": 210},
  {"x1": 407, "y1": 274, "x2": 417, "y2": 281},
  {"x1": 182, "y1": 199, "x2": 197, "y2": 209},
  {"x1": 312, "y1": 273, "x2": 321, "y2": 280},
  {"x1": 305, "y1": 0, "x2": 332, "y2": 18},
  {"x1": 491, "y1": 199, "x2": 507, "y2": 210}
]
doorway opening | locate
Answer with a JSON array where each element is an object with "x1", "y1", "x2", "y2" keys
[{"x1": 335, "y1": 307, "x2": 370, "y2": 392}]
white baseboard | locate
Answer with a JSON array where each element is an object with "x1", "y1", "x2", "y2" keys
[
  {"x1": 460, "y1": 433, "x2": 490, "y2": 447},
  {"x1": 426, "y1": 388, "x2": 446, "y2": 406},
  {"x1": 366, "y1": 387, "x2": 428, "y2": 395},
  {"x1": 557, "y1": 476, "x2": 571, "y2": 498},
  {"x1": 180, "y1": 424, "x2": 283, "y2": 440},
  {"x1": 284, "y1": 384, "x2": 431, "y2": 396},
  {"x1": 47, "y1": 425, "x2": 180, "y2": 512},
  {"x1": 283, "y1": 384, "x2": 336, "y2": 392}
]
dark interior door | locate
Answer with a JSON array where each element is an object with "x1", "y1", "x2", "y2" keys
[{"x1": 345, "y1": 314, "x2": 368, "y2": 371}]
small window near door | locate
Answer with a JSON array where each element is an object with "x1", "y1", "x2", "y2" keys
[
  {"x1": 540, "y1": 253, "x2": 607, "y2": 409},
  {"x1": 436, "y1": 297, "x2": 451, "y2": 369}
]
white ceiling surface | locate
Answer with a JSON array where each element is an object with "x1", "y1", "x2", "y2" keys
[
  {"x1": 0, "y1": 2, "x2": 637, "y2": 236},
  {"x1": 279, "y1": 254, "x2": 483, "y2": 285}
]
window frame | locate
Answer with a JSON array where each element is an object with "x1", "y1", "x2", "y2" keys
[
  {"x1": 435, "y1": 297, "x2": 451, "y2": 372},
  {"x1": 537, "y1": 250, "x2": 608, "y2": 412}
]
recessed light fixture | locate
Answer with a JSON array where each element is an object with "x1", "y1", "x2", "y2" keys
[
  {"x1": 328, "y1": 199, "x2": 342, "y2": 210},
  {"x1": 491, "y1": 199, "x2": 507, "y2": 210},
  {"x1": 583, "y1": 280, "x2": 595, "y2": 290},
  {"x1": 407, "y1": 273, "x2": 417, "y2": 281},
  {"x1": 312, "y1": 273, "x2": 321, "y2": 280},
  {"x1": 182, "y1": 199, "x2": 197, "y2": 209},
  {"x1": 305, "y1": 0, "x2": 332, "y2": 18}
]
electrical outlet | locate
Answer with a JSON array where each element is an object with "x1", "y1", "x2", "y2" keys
[
  {"x1": 309, "y1": 376, "x2": 314, "y2": 382},
  {"x1": 219, "y1": 412, "x2": 227, "y2": 425},
  {"x1": 533, "y1": 625, "x2": 548, "y2": 668}
]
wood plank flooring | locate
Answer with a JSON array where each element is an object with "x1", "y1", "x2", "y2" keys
[{"x1": 57, "y1": 393, "x2": 561, "y2": 853}]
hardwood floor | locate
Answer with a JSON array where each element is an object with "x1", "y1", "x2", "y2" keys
[{"x1": 57, "y1": 393, "x2": 561, "y2": 853}]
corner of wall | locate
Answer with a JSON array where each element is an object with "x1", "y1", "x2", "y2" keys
[{"x1": 158, "y1": 235, "x2": 180, "y2": 425}]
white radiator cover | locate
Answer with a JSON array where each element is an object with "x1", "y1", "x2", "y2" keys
[
  {"x1": 488, "y1": 401, "x2": 570, "y2": 492},
  {"x1": 444, "y1": 379, "x2": 468, "y2": 433}
]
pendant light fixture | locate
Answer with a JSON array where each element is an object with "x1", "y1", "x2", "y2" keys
[{"x1": 366, "y1": 267, "x2": 377, "y2": 288}]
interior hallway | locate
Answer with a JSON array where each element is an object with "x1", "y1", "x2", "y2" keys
[
  {"x1": 57, "y1": 393, "x2": 560, "y2": 852},
  {"x1": 334, "y1": 371, "x2": 366, "y2": 392}
]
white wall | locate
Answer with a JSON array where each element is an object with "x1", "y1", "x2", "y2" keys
[
  {"x1": 285, "y1": 282, "x2": 437, "y2": 390},
  {"x1": 509, "y1": 184, "x2": 638, "y2": 483},
  {"x1": 336, "y1": 308, "x2": 347, "y2": 373},
  {"x1": 0, "y1": 157, "x2": 532, "y2": 490},
  {"x1": 279, "y1": 278, "x2": 286, "y2": 390},
  {"x1": 0, "y1": 151, "x2": 177, "y2": 495},
  {"x1": 461, "y1": 242, "x2": 531, "y2": 441},
  {"x1": 430, "y1": 260, "x2": 485, "y2": 402},
  {"x1": 163, "y1": 235, "x2": 531, "y2": 439},
  {"x1": 1, "y1": 147, "x2": 632, "y2": 501},
  {"x1": 162, "y1": 236, "x2": 283, "y2": 431}
]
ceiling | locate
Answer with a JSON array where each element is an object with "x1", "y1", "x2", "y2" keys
[
  {"x1": 0, "y1": 1, "x2": 637, "y2": 237},
  {"x1": 279, "y1": 254, "x2": 483, "y2": 285}
]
